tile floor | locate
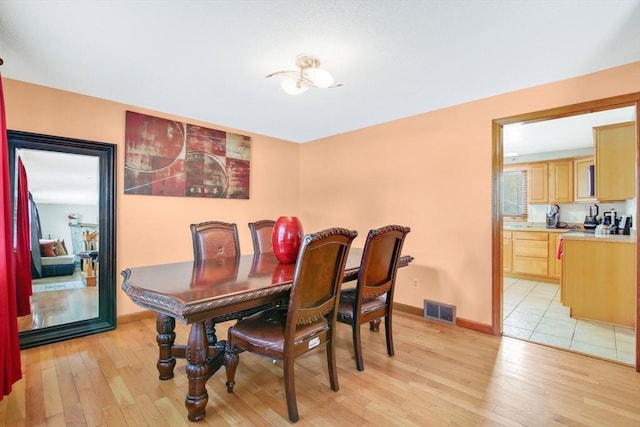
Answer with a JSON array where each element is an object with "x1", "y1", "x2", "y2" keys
[{"x1": 503, "y1": 276, "x2": 636, "y2": 365}]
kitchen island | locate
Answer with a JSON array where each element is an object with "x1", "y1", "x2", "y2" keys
[{"x1": 560, "y1": 231, "x2": 636, "y2": 327}]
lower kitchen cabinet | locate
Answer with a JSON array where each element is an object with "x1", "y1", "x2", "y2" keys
[
  {"x1": 503, "y1": 231, "x2": 512, "y2": 273},
  {"x1": 504, "y1": 229, "x2": 564, "y2": 283},
  {"x1": 561, "y1": 238, "x2": 636, "y2": 328},
  {"x1": 512, "y1": 231, "x2": 549, "y2": 277},
  {"x1": 548, "y1": 232, "x2": 562, "y2": 279}
]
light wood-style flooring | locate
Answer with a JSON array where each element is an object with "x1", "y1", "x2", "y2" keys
[
  {"x1": 18, "y1": 270, "x2": 98, "y2": 332},
  {"x1": 2, "y1": 312, "x2": 640, "y2": 426}
]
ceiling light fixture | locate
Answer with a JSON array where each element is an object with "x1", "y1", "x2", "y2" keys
[{"x1": 267, "y1": 54, "x2": 343, "y2": 95}]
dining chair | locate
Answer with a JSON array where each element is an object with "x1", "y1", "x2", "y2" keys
[
  {"x1": 190, "y1": 220, "x2": 240, "y2": 261},
  {"x1": 224, "y1": 227, "x2": 358, "y2": 423},
  {"x1": 337, "y1": 224, "x2": 411, "y2": 371},
  {"x1": 189, "y1": 220, "x2": 268, "y2": 345},
  {"x1": 248, "y1": 219, "x2": 275, "y2": 254}
]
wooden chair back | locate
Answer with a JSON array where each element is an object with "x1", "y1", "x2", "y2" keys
[
  {"x1": 337, "y1": 224, "x2": 411, "y2": 371},
  {"x1": 248, "y1": 219, "x2": 275, "y2": 254},
  {"x1": 190, "y1": 221, "x2": 240, "y2": 261}
]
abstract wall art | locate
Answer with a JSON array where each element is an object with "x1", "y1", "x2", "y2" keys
[{"x1": 124, "y1": 111, "x2": 251, "y2": 199}]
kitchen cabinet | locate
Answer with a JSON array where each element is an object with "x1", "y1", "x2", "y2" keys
[
  {"x1": 527, "y1": 160, "x2": 573, "y2": 204},
  {"x1": 594, "y1": 121, "x2": 636, "y2": 201},
  {"x1": 548, "y1": 159, "x2": 573, "y2": 203},
  {"x1": 503, "y1": 231, "x2": 512, "y2": 273},
  {"x1": 512, "y1": 231, "x2": 548, "y2": 277},
  {"x1": 548, "y1": 232, "x2": 562, "y2": 280},
  {"x1": 574, "y1": 156, "x2": 597, "y2": 202},
  {"x1": 561, "y1": 238, "x2": 636, "y2": 327},
  {"x1": 528, "y1": 163, "x2": 548, "y2": 203}
]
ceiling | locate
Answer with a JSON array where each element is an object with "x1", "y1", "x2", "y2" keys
[
  {"x1": 2, "y1": 1, "x2": 639, "y2": 205},
  {"x1": 16, "y1": 148, "x2": 98, "y2": 205},
  {"x1": 1, "y1": 0, "x2": 639, "y2": 145}
]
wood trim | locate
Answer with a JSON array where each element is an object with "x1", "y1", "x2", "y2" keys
[
  {"x1": 492, "y1": 92, "x2": 640, "y2": 371},
  {"x1": 117, "y1": 309, "x2": 155, "y2": 325},
  {"x1": 393, "y1": 302, "x2": 423, "y2": 317},
  {"x1": 456, "y1": 317, "x2": 494, "y2": 335}
]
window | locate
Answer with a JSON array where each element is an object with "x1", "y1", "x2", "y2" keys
[{"x1": 503, "y1": 169, "x2": 527, "y2": 218}]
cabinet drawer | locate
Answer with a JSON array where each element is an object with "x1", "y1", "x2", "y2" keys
[
  {"x1": 514, "y1": 257, "x2": 549, "y2": 276},
  {"x1": 513, "y1": 231, "x2": 548, "y2": 241},
  {"x1": 514, "y1": 240, "x2": 548, "y2": 258}
]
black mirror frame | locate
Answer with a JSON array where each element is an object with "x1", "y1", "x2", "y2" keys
[{"x1": 8, "y1": 130, "x2": 117, "y2": 349}]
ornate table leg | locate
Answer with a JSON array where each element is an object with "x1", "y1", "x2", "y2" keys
[
  {"x1": 185, "y1": 321, "x2": 209, "y2": 422},
  {"x1": 369, "y1": 319, "x2": 381, "y2": 332},
  {"x1": 224, "y1": 341, "x2": 239, "y2": 393},
  {"x1": 156, "y1": 314, "x2": 176, "y2": 380}
]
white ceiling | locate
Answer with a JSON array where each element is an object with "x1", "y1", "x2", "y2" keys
[
  {"x1": 504, "y1": 106, "x2": 637, "y2": 157},
  {"x1": 16, "y1": 148, "x2": 98, "y2": 205},
  {"x1": 1, "y1": 0, "x2": 639, "y2": 145},
  {"x1": 2, "y1": 1, "x2": 639, "y2": 205}
]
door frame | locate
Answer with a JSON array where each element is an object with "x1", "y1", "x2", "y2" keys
[{"x1": 491, "y1": 92, "x2": 640, "y2": 371}]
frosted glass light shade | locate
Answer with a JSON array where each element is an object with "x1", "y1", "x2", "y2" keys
[
  {"x1": 280, "y1": 78, "x2": 308, "y2": 95},
  {"x1": 306, "y1": 68, "x2": 334, "y2": 88}
]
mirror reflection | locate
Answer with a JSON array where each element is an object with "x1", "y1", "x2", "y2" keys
[
  {"x1": 501, "y1": 105, "x2": 637, "y2": 365},
  {"x1": 16, "y1": 149, "x2": 100, "y2": 332},
  {"x1": 8, "y1": 130, "x2": 116, "y2": 349}
]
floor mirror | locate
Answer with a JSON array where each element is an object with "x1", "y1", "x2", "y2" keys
[{"x1": 8, "y1": 130, "x2": 116, "y2": 349}]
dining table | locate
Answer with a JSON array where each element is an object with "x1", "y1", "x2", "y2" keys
[{"x1": 120, "y1": 248, "x2": 414, "y2": 422}]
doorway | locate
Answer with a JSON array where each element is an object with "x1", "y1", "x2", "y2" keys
[{"x1": 492, "y1": 93, "x2": 640, "y2": 370}]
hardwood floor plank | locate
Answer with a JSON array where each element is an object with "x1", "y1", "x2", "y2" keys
[
  {"x1": 73, "y1": 368, "x2": 104, "y2": 426},
  {"x1": 153, "y1": 397, "x2": 189, "y2": 427},
  {"x1": 132, "y1": 393, "x2": 170, "y2": 427},
  {"x1": 41, "y1": 366, "x2": 63, "y2": 418}
]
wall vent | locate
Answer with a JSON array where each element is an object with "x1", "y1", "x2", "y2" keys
[{"x1": 423, "y1": 300, "x2": 456, "y2": 324}]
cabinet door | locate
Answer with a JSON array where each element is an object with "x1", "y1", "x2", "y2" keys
[
  {"x1": 574, "y1": 156, "x2": 597, "y2": 202},
  {"x1": 594, "y1": 122, "x2": 636, "y2": 201},
  {"x1": 549, "y1": 160, "x2": 573, "y2": 203},
  {"x1": 503, "y1": 232, "x2": 512, "y2": 273},
  {"x1": 562, "y1": 239, "x2": 636, "y2": 327},
  {"x1": 548, "y1": 233, "x2": 562, "y2": 279},
  {"x1": 528, "y1": 163, "x2": 548, "y2": 204}
]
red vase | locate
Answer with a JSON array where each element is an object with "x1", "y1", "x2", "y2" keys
[{"x1": 272, "y1": 216, "x2": 303, "y2": 264}]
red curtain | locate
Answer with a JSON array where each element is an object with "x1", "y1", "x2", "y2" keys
[
  {"x1": 0, "y1": 70, "x2": 22, "y2": 399},
  {"x1": 16, "y1": 157, "x2": 32, "y2": 316}
]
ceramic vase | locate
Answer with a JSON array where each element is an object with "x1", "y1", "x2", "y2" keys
[{"x1": 272, "y1": 216, "x2": 303, "y2": 264}]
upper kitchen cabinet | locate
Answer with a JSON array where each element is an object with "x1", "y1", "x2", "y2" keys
[
  {"x1": 594, "y1": 121, "x2": 636, "y2": 201},
  {"x1": 528, "y1": 162, "x2": 548, "y2": 203},
  {"x1": 548, "y1": 159, "x2": 573, "y2": 203},
  {"x1": 574, "y1": 156, "x2": 597, "y2": 202},
  {"x1": 528, "y1": 160, "x2": 573, "y2": 204}
]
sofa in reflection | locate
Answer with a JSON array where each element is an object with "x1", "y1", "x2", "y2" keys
[{"x1": 32, "y1": 238, "x2": 76, "y2": 278}]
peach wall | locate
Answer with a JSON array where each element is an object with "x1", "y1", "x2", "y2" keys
[
  {"x1": 300, "y1": 62, "x2": 640, "y2": 326},
  {"x1": 4, "y1": 62, "x2": 639, "y2": 324},
  {"x1": 3, "y1": 79, "x2": 301, "y2": 316}
]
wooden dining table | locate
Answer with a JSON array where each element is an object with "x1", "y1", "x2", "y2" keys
[{"x1": 121, "y1": 248, "x2": 414, "y2": 422}]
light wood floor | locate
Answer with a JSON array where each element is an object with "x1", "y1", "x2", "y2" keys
[{"x1": 2, "y1": 311, "x2": 640, "y2": 426}]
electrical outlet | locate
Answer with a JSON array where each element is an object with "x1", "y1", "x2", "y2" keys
[{"x1": 412, "y1": 278, "x2": 419, "y2": 288}]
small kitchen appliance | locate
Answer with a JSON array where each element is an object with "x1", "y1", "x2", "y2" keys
[
  {"x1": 617, "y1": 215, "x2": 632, "y2": 235},
  {"x1": 545, "y1": 204, "x2": 560, "y2": 228},
  {"x1": 583, "y1": 204, "x2": 599, "y2": 231}
]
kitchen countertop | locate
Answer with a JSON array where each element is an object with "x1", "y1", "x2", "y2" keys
[
  {"x1": 559, "y1": 230, "x2": 636, "y2": 244},
  {"x1": 503, "y1": 223, "x2": 579, "y2": 233},
  {"x1": 504, "y1": 222, "x2": 636, "y2": 243}
]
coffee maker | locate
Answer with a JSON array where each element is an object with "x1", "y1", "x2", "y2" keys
[
  {"x1": 617, "y1": 215, "x2": 632, "y2": 235},
  {"x1": 583, "y1": 204, "x2": 599, "y2": 231},
  {"x1": 545, "y1": 204, "x2": 560, "y2": 228}
]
